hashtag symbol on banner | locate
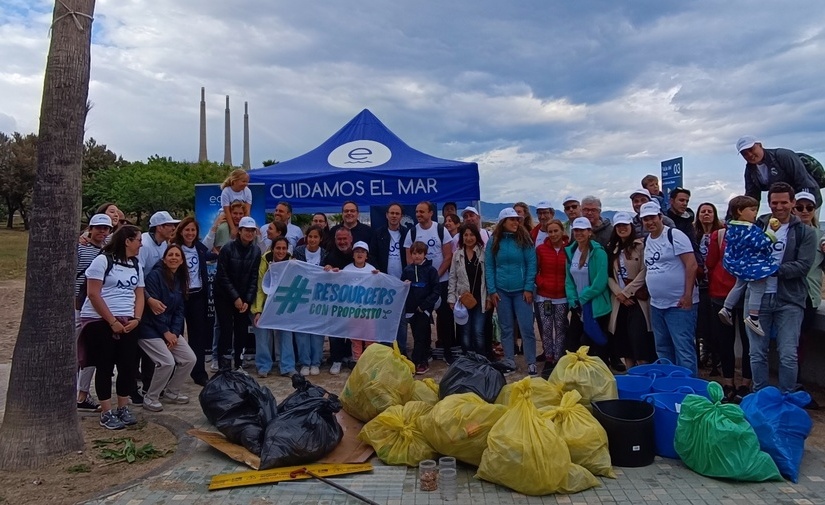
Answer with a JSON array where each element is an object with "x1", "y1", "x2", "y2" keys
[{"x1": 273, "y1": 275, "x2": 311, "y2": 314}]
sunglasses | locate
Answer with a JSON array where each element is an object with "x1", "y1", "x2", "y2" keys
[
  {"x1": 795, "y1": 204, "x2": 815, "y2": 212},
  {"x1": 564, "y1": 204, "x2": 579, "y2": 210}
]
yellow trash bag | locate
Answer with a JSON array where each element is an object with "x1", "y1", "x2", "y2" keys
[
  {"x1": 495, "y1": 376, "x2": 563, "y2": 409},
  {"x1": 358, "y1": 401, "x2": 436, "y2": 466},
  {"x1": 548, "y1": 346, "x2": 617, "y2": 409},
  {"x1": 410, "y1": 378, "x2": 439, "y2": 405},
  {"x1": 419, "y1": 392, "x2": 507, "y2": 467},
  {"x1": 341, "y1": 343, "x2": 415, "y2": 422},
  {"x1": 540, "y1": 390, "x2": 616, "y2": 478},
  {"x1": 477, "y1": 378, "x2": 600, "y2": 495}
]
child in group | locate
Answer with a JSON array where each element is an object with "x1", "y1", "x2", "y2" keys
[
  {"x1": 400, "y1": 241, "x2": 441, "y2": 375},
  {"x1": 641, "y1": 174, "x2": 667, "y2": 212},
  {"x1": 220, "y1": 169, "x2": 252, "y2": 238},
  {"x1": 342, "y1": 241, "x2": 379, "y2": 360},
  {"x1": 717, "y1": 195, "x2": 780, "y2": 337}
]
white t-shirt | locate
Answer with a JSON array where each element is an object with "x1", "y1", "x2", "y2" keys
[
  {"x1": 181, "y1": 244, "x2": 202, "y2": 289},
  {"x1": 259, "y1": 222, "x2": 304, "y2": 254},
  {"x1": 304, "y1": 247, "x2": 322, "y2": 266},
  {"x1": 387, "y1": 229, "x2": 403, "y2": 278},
  {"x1": 220, "y1": 186, "x2": 252, "y2": 207},
  {"x1": 534, "y1": 230, "x2": 548, "y2": 249},
  {"x1": 765, "y1": 223, "x2": 789, "y2": 294},
  {"x1": 644, "y1": 227, "x2": 701, "y2": 309},
  {"x1": 343, "y1": 262, "x2": 376, "y2": 273},
  {"x1": 404, "y1": 223, "x2": 449, "y2": 282},
  {"x1": 569, "y1": 248, "x2": 590, "y2": 296},
  {"x1": 617, "y1": 254, "x2": 628, "y2": 290},
  {"x1": 80, "y1": 255, "x2": 144, "y2": 318},
  {"x1": 138, "y1": 232, "x2": 167, "y2": 271}
]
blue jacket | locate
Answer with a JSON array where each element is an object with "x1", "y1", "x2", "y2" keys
[
  {"x1": 485, "y1": 233, "x2": 537, "y2": 294},
  {"x1": 401, "y1": 259, "x2": 440, "y2": 315},
  {"x1": 140, "y1": 263, "x2": 185, "y2": 340},
  {"x1": 722, "y1": 220, "x2": 779, "y2": 281}
]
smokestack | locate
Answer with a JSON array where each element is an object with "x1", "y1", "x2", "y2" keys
[
  {"x1": 223, "y1": 95, "x2": 232, "y2": 166},
  {"x1": 242, "y1": 101, "x2": 251, "y2": 169},
  {"x1": 198, "y1": 87, "x2": 207, "y2": 162}
]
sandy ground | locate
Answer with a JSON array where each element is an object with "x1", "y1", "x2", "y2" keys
[{"x1": 0, "y1": 279, "x2": 24, "y2": 364}]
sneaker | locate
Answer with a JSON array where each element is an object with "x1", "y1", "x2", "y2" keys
[
  {"x1": 721, "y1": 385, "x2": 736, "y2": 403},
  {"x1": 300, "y1": 366, "x2": 310, "y2": 377},
  {"x1": 734, "y1": 385, "x2": 751, "y2": 404},
  {"x1": 717, "y1": 308, "x2": 733, "y2": 326},
  {"x1": 330, "y1": 362, "x2": 342, "y2": 375},
  {"x1": 431, "y1": 348, "x2": 444, "y2": 361},
  {"x1": 204, "y1": 355, "x2": 213, "y2": 363},
  {"x1": 281, "y1": 370, "x2": 298, "y2": 377},
  {"x1": 744, "y1": 316, "x2": 765, "y2": 336},
  {"x1": 235, "y1": 366, "x2": 248, "y2": 375},
  {"x1": 164, "y1": 392, "x2": 189, "y2": 404},
  {"x1": 258, "y1": 370, "x2": 269, "y2": 379},
  {"x1": 142, "y1": 397, "x2": 163, "y2": 412},
  {"x1": 77, "y1": 396, "x2": 102, "y2": 412},
  {"x1": 210, "y1": 360, "x2": 219, "y2": 372},
  {"x1": 415, "y1": 364, "x2": 429, "y2": 375},
  {"x1": 116, "y1": 405, "x2": 138, "y2": 426},
  {"x1": 129, "y1": 389, "x2": 144, "y2": 406},
  {"x1": 310, "y1": 366, "x2": 320, "y2": 376},
  {"x1": 99, "y1": 410, "x2": 125, "y2": 430},
  {"x1": 527, "y1": 364, "x2": 538, "y2": 376}
]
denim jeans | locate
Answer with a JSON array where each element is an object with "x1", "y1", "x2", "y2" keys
[
  {"x1": 495, "y1": 290, "x2": 537, "y2": 368},
  {"x1": 278, "y1": 330, "x2": 298, "y2": 374},
  {"x1": 745, "y1": 292, "x2": 802, "y2": 392},
  {"x1": 650, "y1": 305, "x2": 698, "y2": 376},
  {"x1": 253, "y1": 325, "x2": 279, "y2": 374},
  {"x1": 296, "y1": 333, "x2": 324, "y2": 367},
  {"x1": 395, "y1": 319, "x2": 408, "y2": 356},
  {"x1": 460, "y1": 305, "x2": 486, "y2": 355}
]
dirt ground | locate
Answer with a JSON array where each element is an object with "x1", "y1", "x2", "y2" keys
[
  {"x1": 0, "y1": 278, "x2": 23, "y2": 364},
  {"x1": 0, "y1": 417, "x2": 177, "y2": 505}
]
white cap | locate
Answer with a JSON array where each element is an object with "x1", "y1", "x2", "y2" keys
[
  {"x1": 461, "y1": 206, "x2": 479, "y2": 217},
  {"x1": 149, "y1": 211, "x2": 180, "y2": 227},
  {"x1": 498, "y1": 208, "x2": 521, "y2": 222},
  {"x1": 639, "y1": 202, "x2": 661, "y2": 218},
  {"x1": 613, "y1": 211, "x2": 633, "y2": 225},
  {"x1": 571, "y1": 217, "x2": 592, "y2": 230},
  {"x1": 353, "y1": 241, "x2": 369, "y2": 252},
  {"x1": 238, "y1": 216, "x2": 257, "y2": 229},
  {"x1": 562, "y1": 195, "x2": 579, "y2": 205},
  {"x1": 453, "y1": 300, "x2": 469, "y2": 325},
  {"x1": 630, "y1": 188, "x2": 651, "y2": 200},
  {"x1": 535, "y1": 200, "x2": 553, "y2": 210},
  {"x1": 89, "y1": 214, "x2": 113, "y2": 228},
  {"x1": 796, "y1": 191, "x2": 816, "y2": 203},
  {"x1": 736, "y1": 135, "x2": 760, "y2": 153}
]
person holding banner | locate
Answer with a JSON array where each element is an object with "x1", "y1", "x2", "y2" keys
[
  {"x1": 292, "y1": 226, "x2": 328, "y2": 376},
  {"x1": 323, "y1": 227, "x2": 355, "y2": 374},
  {"x1": 343, "y1": 241, "x2": 380, "y2": 361}
]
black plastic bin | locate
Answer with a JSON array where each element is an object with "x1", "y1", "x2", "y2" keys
[{"x1": 592, "y1": 399, "x2": 655, "y2": 467}]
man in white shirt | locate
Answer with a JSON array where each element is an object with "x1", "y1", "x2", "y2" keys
[
  {"x1": 641, "y1": 201, "x2": 699, "y2": 375},
  {"x1": 371, "y1": 203, "x2": 410, "y2": 354}
]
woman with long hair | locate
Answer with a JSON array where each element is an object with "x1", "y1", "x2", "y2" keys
[
  {"x1": 77, "y1": 225, "x2": 144, "y2": 430},
  {"x1": 793, "y1": 191, "x2": 822, "y2": 405},
  {"x1": 485, "y1": 208, "x2": 537, "y2": 375},
  {"x1": 513, "y1": 202, "x2": 535, "y2": 234},
  {"x1": 694, "y1": 202, "x2": 725, "y2": 374},
  {"x1": 292, "y1": 226, "x2": 328, "y2": 375},
  {"x1": 448, "y1": 223, "x2": 487, "y2": 356},
  {"x1": 534, "y1": 219, "x2": 569, "y2": 376},
  {"x1": 138, "y1": 245, "x2": 197, "y2": 411},
  {"x1": 606, "y1": 212, "x2": 654, "y2": 368},
  {"x1": 170, "y1": 217, "x2": 217, "y2": 386}
]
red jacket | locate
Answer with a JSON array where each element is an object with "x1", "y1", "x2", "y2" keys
[
  {"x1": 535, "y1": 237, "x2": 569, "y2": 299},
  {"x1": 705, "y1": 228, "x2": 736, "y2": 299}
]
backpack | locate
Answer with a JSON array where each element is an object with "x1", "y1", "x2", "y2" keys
[
  {"x1": 75, "y1": 254, "x2": 139, "y2": 310},
  {"x1": 644, "y1": 227, "x2": 705, "y2": 280},
  {"x1": 797, "y1": 152, "x2": 825, "y2": 189},
  {"x1": 407, "y1": 223, "x2": 446, "y2": 245}
]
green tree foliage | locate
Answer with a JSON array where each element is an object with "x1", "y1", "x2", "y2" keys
[
  {"x1": 82, "y1": 137, "x2": 126, "y2": 179},
  {"x1": 0, "y1": 132, "x2": 38, "y2": 229}
]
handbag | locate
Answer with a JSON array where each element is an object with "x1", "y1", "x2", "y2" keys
[
  {"x1": 633, "y1": 283, "x2": 650, "y2": 301},
  {"x1": 459, "y1": 255, "x2": 481, "y2": 309}
]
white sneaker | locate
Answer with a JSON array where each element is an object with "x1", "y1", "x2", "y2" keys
[
  {"x1": 164, "y1": 391, "x2": 189, "y2": 404},
  {"x1": 330, "y1": 362, "x2": 342, "y2": 375},
  {"x1": 717, "y1": 308, "x2": 733, "y2": 326},
  {"x1": 744, "y1": 316, "x2": 765, "y2": 337},
  {"x1": 310, "y1": 366, "x2": 320, "y2": 376},
  {"x1": 210, "y1": 360, "x2": 219, "y2": 372},
  {"x1": 300, "y1": 366, "x2": 310, "y2": 376},
  {"x1": 142, "y1": 397, "x2": 163, "y2": 412}
]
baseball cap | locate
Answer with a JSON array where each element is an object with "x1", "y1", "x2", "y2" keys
[
  {"x1": 89, "y1": 214, "x2": 113, "y2": 228},
  {"x1": 149, "y1": 211, "x2": 180, "y2": 227},
  {"x1": 453, "y1": 300, "x2": 469, "y2": 325},
  {"x1": 630, "y1": 188, "x2": 651, "y2": 200},
  {"x1": 796, "y1": 191, "x2": 816, "y2": 203},
  {"x1": 613, "y1": 211, "x2": 633, "y2": 225},
  {"x1": 736, "y1": 135, "x2": 760, "y2": 153},
  {"x1": 498, "y1": 208, "x2": 521, "y2": 222},
  {"x1": 535, "y1": 200, "x2": 553, "y2": 210},
  {"x1": 238, "y1": 216, "x2": 257, "y2": 229},
  {"x1": 639, "y1": 202, "x2": 661, "y2": 218},
  {"x1": 353, "y1": 241, "x2": 369, "y2": 252},
  {"x1": 562, "y1": 195, "x2": 579, "y2": 205},
  {"x1": 571, "y1": 217, "x2": 591, "y2": 230},
  {"x1": 461, "y1": 206, "x2": 480, "y2": 217}
]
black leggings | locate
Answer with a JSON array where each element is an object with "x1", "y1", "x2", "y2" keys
[
  {"x1": 185, "y1": 288, "x2": 210, "y2": 380},
  {"x1": 85, "y1": 320, "x2": 138, "y2": 401},
  {"x1": 567, "y1": 312, "x2": 610, "y2": 364},
  {"x1": 215, "y1": 295, "x2": 249, "y2": 368},
  {"x1": 711, "y1": 300, "x2": 751, "y2": 380}
]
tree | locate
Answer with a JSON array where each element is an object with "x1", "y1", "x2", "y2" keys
[
  {"x1": 0, "y1": 0, "x2": 94, "y2": 470},
  {"x1": 261, "y1": 159, "x2": 278, "y2": 167},
  {"x1": 0, "y1": 132, "x2": 38, "y2": 229}
]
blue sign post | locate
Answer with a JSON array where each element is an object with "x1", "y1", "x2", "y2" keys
[{"x1": 661, "y1": 157, "x2": 684, "y2": 213}]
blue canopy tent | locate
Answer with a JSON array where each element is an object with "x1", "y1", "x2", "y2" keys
[{"x1": 248, "y1": 109, "x2": 480, "y2": 213}]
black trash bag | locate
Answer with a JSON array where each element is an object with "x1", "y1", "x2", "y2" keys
[
  {"x1": 278, "y1": 374, "x2": 329, "y2": 413},
  {"x1": 439, "y1": 352, "x2": 506, "y2": 403},
  {"x1": 259, "y1": 379, "x2": 344, "y2": 470},
  {"x1": 198, "y1": 370, "x2": 278, "y2": 455}
]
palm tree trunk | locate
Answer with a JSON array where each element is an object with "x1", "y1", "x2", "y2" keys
[{"x1": 0, "y1": 0, "x2": 95, "y2": 470}]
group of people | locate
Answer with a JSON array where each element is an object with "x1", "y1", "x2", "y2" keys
[{"x1": 73, "y1": 137, "x2": 823, "y2": 430}]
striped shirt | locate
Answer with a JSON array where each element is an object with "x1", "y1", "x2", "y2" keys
[{"x1": 75, "y1": 243, "x2": 103, "y2": 296}]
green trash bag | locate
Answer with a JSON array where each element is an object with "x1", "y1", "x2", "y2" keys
[{"x1": 674, "y1": 382, "x2": 782, "y2": 482}]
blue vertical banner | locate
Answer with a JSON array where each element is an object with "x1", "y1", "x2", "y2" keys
[
  {"x1": 661, "y1": 157, "x2": 684, "y2": 211},
  {"x1": 194, "y1": 183, "x2": 267, "y2": 240}
]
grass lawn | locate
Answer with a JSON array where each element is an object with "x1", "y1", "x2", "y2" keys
[{"x1": 0, "y1": 228, "x2": 28, "y2": 281}]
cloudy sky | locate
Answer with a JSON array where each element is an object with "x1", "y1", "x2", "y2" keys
[{"x1": 2, "y1": 0, "x2": 824, "y2": 212}]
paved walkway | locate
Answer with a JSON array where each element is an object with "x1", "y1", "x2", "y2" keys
[{"x1": 3, "y1": 363, "x2": 825, "y2": 504}]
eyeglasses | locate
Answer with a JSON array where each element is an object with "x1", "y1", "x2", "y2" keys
[
  {"x1": 564, "y1": 204, "x2": 579, "y2": 210},
  {"x1": 795, "y1": 204, "x2": 815, "y2": 212}
]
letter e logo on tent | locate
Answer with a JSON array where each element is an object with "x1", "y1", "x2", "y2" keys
[{"x1": 328, "y1": 140, "x2": 392, "y2": 168}]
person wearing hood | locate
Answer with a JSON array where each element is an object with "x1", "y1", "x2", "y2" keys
[{"x1": 581, "y1": 195, "x2": 613, "y2": 247}]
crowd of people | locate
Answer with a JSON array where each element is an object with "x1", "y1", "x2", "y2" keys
[{"x1": 73, "y1": 137, "x2": 824, "y2": 430}]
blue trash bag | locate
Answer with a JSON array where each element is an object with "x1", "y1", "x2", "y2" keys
[{"x1": 740, "y1": 387, "x2": 812, "y2": 482}]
